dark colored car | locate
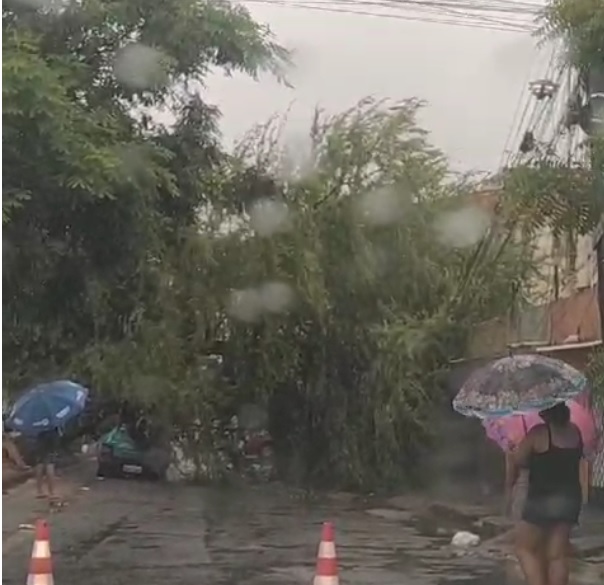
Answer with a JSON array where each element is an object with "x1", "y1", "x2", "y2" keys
[{"x1": 97, "y1": 425, "x2": 170, "y2": 480}]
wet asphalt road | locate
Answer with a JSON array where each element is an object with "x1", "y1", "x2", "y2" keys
[
  {"x1": 4, "y1": 472, "x2": 211, "y2": 585},
  {"x1": 5, "y1": 463, "x2": 600, "y2": 585}
]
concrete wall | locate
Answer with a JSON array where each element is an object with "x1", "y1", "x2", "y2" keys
[{"x1": 529, "y1": 230, "x2": 597, "y2": 303}]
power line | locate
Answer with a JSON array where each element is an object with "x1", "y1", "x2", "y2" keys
[
  {"x1": 499, "y1": 48, "x2": 552, "y2": 170},
  {"x1": 241, "y1": 1, "x2": 535, "y2": 32},
  {"x1": 239, "y1": 0, "x2": 540, "y2": 33},
  {"x1": 290, "y1": 0, "x2": 542, "y2": 17},
  {"x1": 342, "y1": 0, "x2": 537, "y2": 28},
  {"x1": 245, "y1": 0, "x2": 544, "y2": 16},
  {"x1": 503, "y1": 45, "x2": 563, "y2": 168}
]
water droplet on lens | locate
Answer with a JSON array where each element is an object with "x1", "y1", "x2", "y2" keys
[
  {"x1": 113, "y1": 44, "x2": 169, "y2": 90},
  {"x1": 249, "y1": 199, "x2": 291, "y2": 237},
  {"x1": 434, "y1": 206, "x2": 491, "y2": 248}
]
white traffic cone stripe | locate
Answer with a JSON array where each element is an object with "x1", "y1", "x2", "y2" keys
[
  {"x1": 314, "y1": 576, "x2": 339, "y2": 585},
  {"x1": 27, "y1": 574, "x2": 54, "y2": 585},
  {"x1": 32, "y1": 540, "x2": 51, "y2": 559},
  {"x1": 318, "y1": 541, "x2": 336, "y2": 559}
]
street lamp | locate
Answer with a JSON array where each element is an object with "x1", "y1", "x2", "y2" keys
[{"x1": 529, "y1": 79, "x2": 559, "y2": 100}]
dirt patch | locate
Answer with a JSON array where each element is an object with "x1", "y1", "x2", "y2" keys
[{"x1": 2, "y1": 462, "x2": 33, "y2": 491}]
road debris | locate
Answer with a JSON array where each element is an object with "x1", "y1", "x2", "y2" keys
[{"x1": 451, "y1": 531, "x2": 481, "y2": 547}]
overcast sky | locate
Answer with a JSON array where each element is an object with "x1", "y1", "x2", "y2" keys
[{"x1": 206, "y1": 3, "x2": 551, "y2": 174}]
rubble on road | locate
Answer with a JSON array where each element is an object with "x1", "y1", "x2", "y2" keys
[{"x1": 451, "y1": 531, "x2": 481, "y2": 547}]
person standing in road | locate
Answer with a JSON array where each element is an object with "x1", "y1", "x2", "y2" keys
[
  {"x1": 509, "y1": 402, "x2": 585, "y2": 585},
  {"x1": 34, "y1": 427, "x2": 60, "y2": 500}
]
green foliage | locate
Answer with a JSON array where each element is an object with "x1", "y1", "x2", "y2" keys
[
  {"x1": 235, "y1": 102, "x2": 532, "y2": 488},
  {"x1": 500, "y1": 1, "x2": 604, "y2": 257},
  {"x1": 2, "y1": 0, "x2": 287, "y2": 393},
  {"x1": 542, "y1": 0, "x2": 604, "y2": 71},
  {"x1": 542, "y1": 0, "x2": 604, "y2": 231},
  {"x1": 3, "y1": 4, "x2": 533, "y2": 488},
  {"x1": 3, "y1": 0, "x2": 290, "y2": 103},
  {"x1": 3, "y1": 27, "x2": 160, "y2": 385},
  {"x1": 55, "y1": 98, "x2": 533, "y2": 488},
  {"x1": 3, "y1": 29, "x2": 126, "y2": 213},
  {"x1": 501, "y1": 159, "x2": 602, "y2": 237}
]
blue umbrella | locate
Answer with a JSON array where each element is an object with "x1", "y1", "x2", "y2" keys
[{"x1": 7, "y1": 380, "x2": 89, "y2": 435}]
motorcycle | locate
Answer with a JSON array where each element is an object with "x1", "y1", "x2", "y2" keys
[
  {"x1": 218, "y1": 416, "x2": 276, "y2": 481},
  {"x1": 236, "y1": 427, "x2": 275, "y2": 481}
]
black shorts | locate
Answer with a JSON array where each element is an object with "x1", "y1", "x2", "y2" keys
[
  {"x1": 33, "y1": 448, "x2": 57, "y2": 466},
  {"x1": 33, "y1": 433, "x2": 59, "y2": 466},
  {"x1": 522, "y1": 492, "x2": 582, "y2": 526}
]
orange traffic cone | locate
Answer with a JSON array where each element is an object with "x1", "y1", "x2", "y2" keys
[
  {"x1": 313, "y1": 522, "x2": 339, "y2": 585},
  {"x1": 27, "y1": 519, "x2": 54, "y2": 585}
]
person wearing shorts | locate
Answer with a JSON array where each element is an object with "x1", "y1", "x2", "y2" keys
[
  {"x1": 34, "y1": 428, "x2": 59, "y2": 500},
  {"x1": 509, "y1": 403, "x2": 584, "y2": 585}
]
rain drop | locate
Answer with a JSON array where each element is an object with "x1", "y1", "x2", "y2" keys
[
  {"x1": 355, "y1": 188, "x2": 403, "y2": 226},
  {"x1": 279, "y1": 136, "x2": 315, "y2": 181},
  {"x1": 356, "y1": 244, "x2": 389, "y2": 281},
  {"x1": 258, "y1": 282, "x2": 294, "y2": 314},
  {"x1": 227, "y1": 289, "x2": 263, "y2": 323},
  {"x1": 249, "y1": 199, "x2": 291, "y2": 237},
  {"x1": 434, "y1": 206, "x2": 492, "y2": 248},
  {"x1": 113, "y1": 44, "x2": 169, "y2": 91}
]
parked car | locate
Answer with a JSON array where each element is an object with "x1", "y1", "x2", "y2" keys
[{"x1": 97, "y1": 425, "x2": 170, "y2": 480}]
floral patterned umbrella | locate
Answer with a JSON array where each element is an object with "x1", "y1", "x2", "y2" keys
[{"x1": 453, "y1": 354, "x2": 589, "y2": 419}]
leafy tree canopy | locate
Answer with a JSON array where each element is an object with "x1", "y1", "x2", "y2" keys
[
  {"x1": 3, "y1": 0, "x2": 288, "y2": 386},
  {"x1": 542, "y1": 0, "x2": 604, "y2": 71},
  {"x1": 74, "y1": 99, "x2": 534, "y2": 488},
  {"x1": 3, "y1": 2, "x2": 534, "y2": 489}
]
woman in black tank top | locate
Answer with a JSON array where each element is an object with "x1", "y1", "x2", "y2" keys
[{"x1": 507, "y1": 403, "x2": 585, "y2": 585}]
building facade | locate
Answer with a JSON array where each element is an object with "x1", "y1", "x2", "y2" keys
[{"x1": 457, "y1": 190, "x2": 604, "y2": 496}]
